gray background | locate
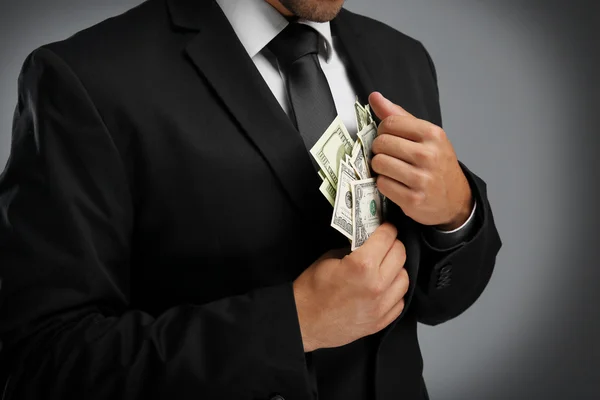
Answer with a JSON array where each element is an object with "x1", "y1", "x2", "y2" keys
[{"x1": 1, "y1": 0, "x2": 598, "y2": 399}]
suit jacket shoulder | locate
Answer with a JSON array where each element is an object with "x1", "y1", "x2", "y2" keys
[
  {"x1": 26, "y1": 0, "x2": 174, "y2": 122},
  {"x1": 339, "y1": 8, "x2": 425, "y2": 52},
  {"x1": 41, "y1": 0, "x2": 166, "y2": 65}
]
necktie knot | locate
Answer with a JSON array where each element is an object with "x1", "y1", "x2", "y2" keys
[{"x1": 267, "y1": 23, "x2": 320, "y2": 66}]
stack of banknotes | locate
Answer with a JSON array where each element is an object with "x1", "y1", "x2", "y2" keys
[{"x1": 310, "y1": 100, "x2": 386, "y2": 250}]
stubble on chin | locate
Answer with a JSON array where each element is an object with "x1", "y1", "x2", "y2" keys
[{"x1": 279, "y1": 0, "x2": 344, "y2": 22}]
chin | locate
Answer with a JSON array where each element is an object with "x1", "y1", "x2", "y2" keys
[{"x1": 282, "y1": 0, "x2": 345, "y2": 22}]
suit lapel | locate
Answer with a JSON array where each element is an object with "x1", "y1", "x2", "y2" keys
[
  {"x1": 168, "y1": 0, "x2": 331, "y2": 226},
  {"x1": 333, "y1": 9, "x2": 421, "y2": 326}
]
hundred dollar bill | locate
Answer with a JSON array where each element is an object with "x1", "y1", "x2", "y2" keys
[
  {"x1": 350, "y1": 178, "x2": 383, "y2": 251},
  {"x1": 310, "y1": 116, "x2": 354, "y2": 187},
  {"x1": 357, "y1": 122, "x2": 377, "y2": 171},
  {"x1": 349, "y1": 140, "x2": 370, "y2": 179},
  {"x1": 319, "y1": 178, "x2": 336, "y2": 207},
  {"x1": 354, "y1": 98, "x2": 370, "y2": 132},
  {"x1": 331, "y1": 160, "x2": 357, "y2": 239}
]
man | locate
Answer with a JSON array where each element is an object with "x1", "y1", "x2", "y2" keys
[{"x1": 0, "y1": 0, "x2": 501, "y2": 399}]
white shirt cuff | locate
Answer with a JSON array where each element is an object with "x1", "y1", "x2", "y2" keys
[
  {"x1": 436, "y1": 201, "x2": 477, "y2": 234},
  {"x1": 424, "y1": 201, "x2": 478, "y2": 250}
]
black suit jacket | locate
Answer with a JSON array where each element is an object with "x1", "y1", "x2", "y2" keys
[{"x1": 0, "y1": 0, "x2": 502, "y2": 399}]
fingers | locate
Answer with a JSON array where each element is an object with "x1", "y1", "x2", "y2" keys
[
  {"x1": 351, "y1": 222, "x2": 397, "y2": 268},
  {"x1": 389, "y1": 267, "x2": 410, "y2": 299},
  {"x1": 379, "y1": 240, "x2": 407, "y2": 287},
  {"x1": 369, "y1": 91, "x2": 445, "y2": 147},
  {"x1": 377, "y1": 115, "x2": 424, "y2": 142},
  {"x1": 376, "y1": 295, "x2": 406, "y2": 332},
  {"x1": 379, "y1": 297, "x2": 406, "y2": 331},
  {"x1": 376, "y1": 175, "x2": 425, "y2": 208},
  {"x1": 372, "y1": 134, "x2": 434, "y2": 167},
  {"x1": 376, "y1": 268, "x2": 409, "y2": 331},
  {"x1": 372, "y1": 154, "x2": 432, "y2": 191},
  {"x1": 368, "y1": 92, "x2": 414, "y2": 120}
]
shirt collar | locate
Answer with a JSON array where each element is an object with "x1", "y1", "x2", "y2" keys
[{"x1": 215, "y1": 0, "x2": 334, "y2": 62}]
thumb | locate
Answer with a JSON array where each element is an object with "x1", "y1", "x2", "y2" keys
[{"x1": 368, "y1": 92, "x2": 413, "y2": 120}]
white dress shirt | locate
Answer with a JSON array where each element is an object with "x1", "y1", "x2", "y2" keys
[{"x1": 215, "y1": 0, "x2": 476, "y2": 247}]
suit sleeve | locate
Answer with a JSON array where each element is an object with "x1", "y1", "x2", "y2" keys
[
  {"x1": 410, "y1": 42, "x2": 503, "y2": 325},
  {"x1": 0, "y1": 47, "x2": 313, "y2": 400}
]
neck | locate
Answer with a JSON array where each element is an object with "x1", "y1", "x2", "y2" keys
[{"x1": 264, "y1": 0, "x2": 294, "y2": 17}]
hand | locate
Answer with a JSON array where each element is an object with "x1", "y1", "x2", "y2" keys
[
  {"x1": 292, "y1": 223, "x2": 409, "y2": 352},
  {"x1": 368, "y1": 92, "x2": 473, "y2": 230}
]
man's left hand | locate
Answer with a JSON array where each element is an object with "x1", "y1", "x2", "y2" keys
[{"x1": 368, "y1": 92, "x2": 473, "y2": 230}]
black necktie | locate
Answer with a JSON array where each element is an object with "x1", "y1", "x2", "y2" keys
[{"x1": 267, "y1": 23, "x2": 338, "y2": 150}]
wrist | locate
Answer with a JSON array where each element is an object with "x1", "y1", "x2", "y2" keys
[{"x1": 437, "y1": 186, "x2": 474, "y2": 231}]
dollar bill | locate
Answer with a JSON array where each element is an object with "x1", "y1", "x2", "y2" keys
[
  {"x1": 331, "y1": 160, "x2": 357, "y2": 239},
  {"x1": 357, "y1": 122, "x2": 377, "y2": 170},
  {"x1": 319, "y1": 178, "x2": 336, "y2": 207},
  {"x1": 364, "y1": 104, "x2": 374, "y2": 125},
  {"x1": 354, "y1": 98, "x2": 370, "y2": 132},
  {"x1": 310, "y1": 116, "x2": 354, "y2": 187},
  {"x1": 350, "y1": 178, "x2": 383, "y2": 251},
  {"x1": 349, "y1": 140, "x2": 370, "y2": 180},
  {"x1": 318, "y1": 169, "x2": 327, "y2": 182}
]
